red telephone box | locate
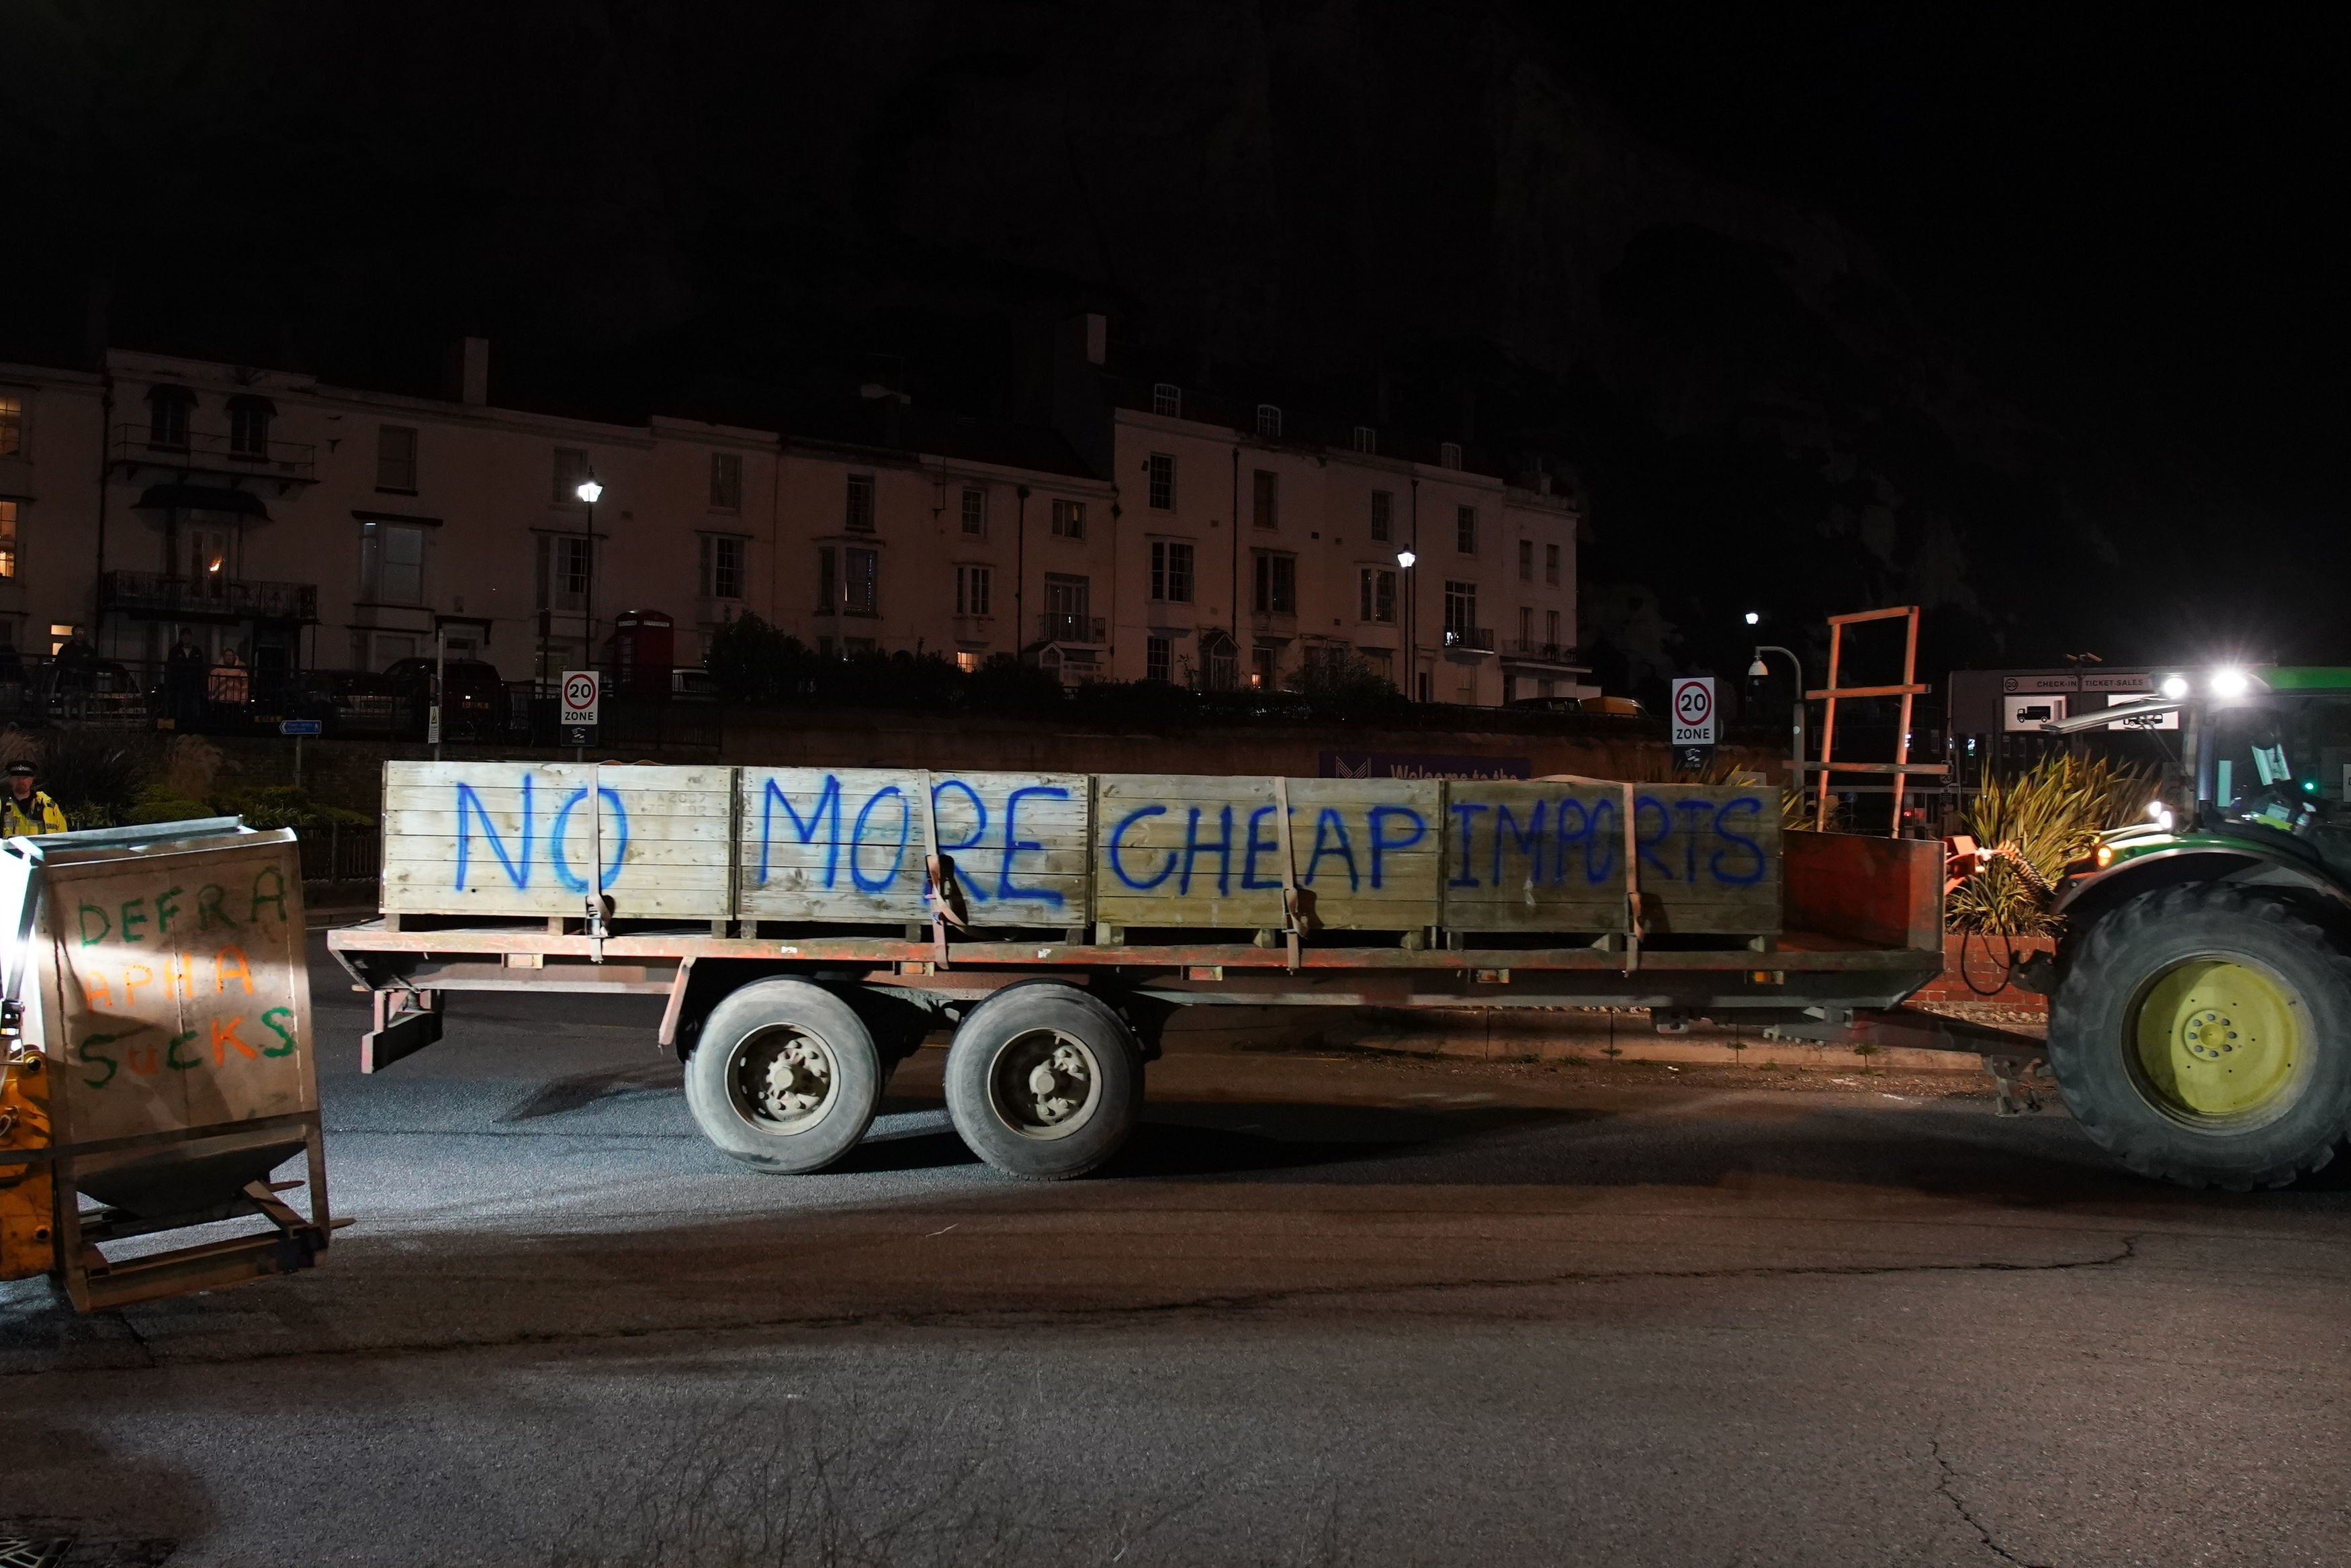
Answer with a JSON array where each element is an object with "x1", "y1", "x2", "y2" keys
[{"x1": 612, "y1": 608, "x2": 675, "y2": 700}]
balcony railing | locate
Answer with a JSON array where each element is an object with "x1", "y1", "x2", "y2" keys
[
  {"x1": 102, "y1": 571, "x2": 318, "y2": 622},
  {"x1": 109, "y1": 424, "x2": 318, "y2": 484},
  {"x1": 1038, "y1": 612, "x2": 1106, "y2": 644},
  {"x1": 1503, "y1": 639, "x2": 1583, "y2": 664},
  {"x1": 1441, "y1": 625, "x2": 1495, "y2": 651}
]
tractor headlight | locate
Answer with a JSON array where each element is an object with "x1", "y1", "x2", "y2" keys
[{"x1": 2210, "y1": 667, "x2": 2250, "y2": 698}]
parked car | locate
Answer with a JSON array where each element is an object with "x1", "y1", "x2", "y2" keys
[
  {"x1": 383, "y1": 657, "x2": 510, "y2": 739},
  {"x1": 670, "y1": 665, "x2": 717, "y2": 702},
  {"x1": 1506, "y1": 694, "x2": 1646, "y2": 717}
]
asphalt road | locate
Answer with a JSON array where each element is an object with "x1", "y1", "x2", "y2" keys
[{"x1": 3, "y1": 936, "x2": 2348, "y2": 1567}]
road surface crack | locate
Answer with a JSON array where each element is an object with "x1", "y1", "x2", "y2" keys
[{"x1": 1931, "y1": 1438, "x2": 2050, "y2": 1567}]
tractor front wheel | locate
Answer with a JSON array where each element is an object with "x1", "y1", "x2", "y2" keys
[{"x1": 2050, "y1": 884, "x2": 2351, "y2": 1189}]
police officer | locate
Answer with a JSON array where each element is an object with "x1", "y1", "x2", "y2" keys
[{"x1": 0, "y1": 762, "x2": 66, "y2": 837}]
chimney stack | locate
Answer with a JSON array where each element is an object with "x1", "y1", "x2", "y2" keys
[{"x1": 445, "y1": 337, "x2": 490, "y2": 406}]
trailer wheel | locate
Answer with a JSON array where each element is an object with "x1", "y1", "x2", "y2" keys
[
  {"x1": 944, "y1": 984, "x2": 1141, "y2": 1180},
  {"x1": 2049, "y1": 884, "x2": 2351, "y2": 1189},
  {"x1": 683, "y1": 980, "x2": 882, "y2": 1174}
]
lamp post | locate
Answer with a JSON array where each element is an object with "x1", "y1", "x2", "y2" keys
[
  {"x1": 576, "y1": 467, "x2": 603, "y2": 680},
  {"x1": 1396, "y1": 547, "x2": 1418, "y2": 701},
  {"x1": 1748, "y1": 644, "x2": 1804, "y2": 790}
]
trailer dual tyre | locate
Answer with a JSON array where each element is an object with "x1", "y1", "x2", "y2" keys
[
  {"x1": 682, "y1": 979, "x2": 883, "y2": 1174},
  {"x1": 944, "y1": 982, "x2": 1143, "y2": 1180},
  {"x1": 2050, "y1": 884, "x2": 2351, "y2": 1189}
]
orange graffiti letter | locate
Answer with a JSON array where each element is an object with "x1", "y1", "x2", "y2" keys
[
  {"x1": 210, "y1": 1015, "x2": 257, "y2": 1063},
  {"x1": 160, "y1": 954, "x2": 195, "y2": 1000},
  {"x1": 121, "y1": 964, "x2": 152, "y2": 1007},
  {"x1": 212, "y1": 944, "x2": 254, "y2": 996},
  {"x1": 82, "y1": 970, "x2": 114, "y2": 1011}
]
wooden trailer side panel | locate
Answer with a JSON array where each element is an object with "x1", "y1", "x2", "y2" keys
[
  {"x1": 381, "y1": 763, "x2": 734, "y2": 919},
  {"x1": 1092, "y1": 776, "x2": 1443, "y2": 930},
  {"x1": 736, "y1": 768, "x2": 1090, "y2": 927},
  {"x1": 1436, "y1": 782, "x2": 1781, "y2": 935}
]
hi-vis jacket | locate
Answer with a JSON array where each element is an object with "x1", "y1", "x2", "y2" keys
[{"x1": 0, "y1": 790, "x2": 67, "y2": 837}]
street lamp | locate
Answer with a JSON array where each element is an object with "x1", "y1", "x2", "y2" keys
[
  {"x1": 575, "y1": 470, "x2": 601, "y2": 725},
  {"x1": 1395, "y1": 549, "x2": 1417, "y2": 569},
  {"x1": 1394, "y1": 549, "x2": 1419, "y2": 700},
  {"x1": 1743, "y1": 610, "x2": 1760, "y2": 626},
  {"x1": 1749, "y1": 644, "x2": 1806, "y2": 792}
]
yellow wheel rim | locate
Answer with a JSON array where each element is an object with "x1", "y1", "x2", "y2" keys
[{"x1": 2133, "y1": 958, "x2": 2303, "y2": 1119}]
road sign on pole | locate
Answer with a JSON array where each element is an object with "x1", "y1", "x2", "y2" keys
[
  {"x1": 560, "y1": 670, "x2": 601, "y2": 751},
  {"x1": 1671, "y1": 676, "x2": 1718, "y2": 746}
]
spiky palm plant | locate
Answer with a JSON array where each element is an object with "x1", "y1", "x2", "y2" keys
[{"x1": 1946, "y1": 755, "x2": 2156, "y2": 933}]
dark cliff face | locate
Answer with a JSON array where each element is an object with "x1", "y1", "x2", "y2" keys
[{"x1": 7, "y1": 1, "x2": 2109, "y2": 683}]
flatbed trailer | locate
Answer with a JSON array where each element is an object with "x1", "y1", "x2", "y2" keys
[{"x1": 328, "y1": 762, "x2": 2024, "y2": 1178}]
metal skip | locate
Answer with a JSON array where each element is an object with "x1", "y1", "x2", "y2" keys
[{"x1": 0, "y1": 819, "x2": 340, "y2": 1311}]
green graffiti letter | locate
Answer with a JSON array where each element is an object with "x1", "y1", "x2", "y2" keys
[
  {"x1": 118, "y1": 898, "x2": 148, "y2": 946},
  {"x1": 249, "y1": 866, "x2": 289, "y2": 925},
  {"x1": 154, "y1": 884, "x2": 185, "y2": 935},
  {"x1": 165, "y1": 1029, "x2": 203, "y2": 1070},
  {"x1": 77, "y1": 904, "x2": 111, "y2": 949},
  {"x1": 78, "y1": 1032, "x2": 122, "y2": 1089},
  {"x1": 196, "y1": 883, "x2": 232, "y2": 930},
  {"x1": 261, "y1": 1007, "x2": 299, "y2": 1058}
]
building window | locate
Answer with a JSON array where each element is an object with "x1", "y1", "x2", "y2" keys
[
  {"x1": 1546, "y1": 542, "x2": 1561, "y2": 586},
  {"x1": 227, "y1": 396, "x2": 273, "y2": 458},
  {"x1": 961, "y1": 487, "x2": 986, "y2": 535},
  {"x1": 1518, "y1": 539, "x2": 1534, "y2": 582},
  {"x1": 552, "y1": 447, "x2": 590, "y2": 506},
  {"x1": 1444, "y1": 581, "x2": 1478, "y2": 644},
  {"x1": 0, "y1": 500, "x2": 16, "y2": 580},
  {"x1": 846, "y1": 473, "x2": 876, "y2": 533},
  {"x1": 1359, "y1": 567, "x2": 1396, "y2": 625},
  {"x1": 1252, "y1": 469, "x2": 1279, "y2": 530},
  {"x1": 699, "y1": 535, "x2": 746, "y2": 600},
  {"x1": 1251, "y1": 645, "x2": 1278, "y2": 688},
  {"x1": 1253, "y1": 551, "x2": 1296, "y2": 614},
  {"x1": 363, "y1": 520, "x2": 429, "y2": 605},
  {"x1": 710, "y1": 452, "x2": 743, "y2": 511},
  {"x1": 1051, "y1": 498, "x2": 1085, "y2": 539},
  {"x1": 1255, "y1": 404, "x2": 1282, "y2": 439},
  {"x1": 1146, "y1": 635, "x2": 1172, "y2": 684},
  {"x1": 1352, "y1": 425, "x2": 1377, "y2": 455},
  {"x1": 1439, "y1": 441, "x2": 1462, "y2": 469},
  {"x1": 535, "y1": 533, "x2": 590, "y2": 612},
  {"x1": 815, "y1": 546, "x2": 837, "y2": 611},
  {"x1": 1370, "y1": 490, "x2": 1392, "y2": 543},
  {"x1": 1546, "y1": 608, "x2": 1562, "y2": 647},
  {"x1": 844, "y1": 546, "x2": 879, "y2": 614},
  {"x1": 377, "y1": 425, "x2": 418, "y2": 492},
  {"x1": 1147, "y1": 453, "x2": 1176, "y2": 510},
  {"x1": 1519, "y1": 606, "x2": 1534, "y2": 646},
  {"x1": 1359, "y1": 645, "x2": 1393, "y2": 683},
  {"x1": 955, "y1": 650, "x2": 984, "y2": 673},
  {"x1": 1456, "y1": 505, "x2": 1478, "y2": 555},
  {"x1": 148, "y1": 386, "x2": 193, "y2": 449},
  {"x1": 1044, "y1": 573, "x2": 1092, "y2": 640},
  {"x1": 0, "y1": 394, "x2": 22, "y2": 457},
  {"x1": 1149, "y1": 540, "x2": 1194, "y2": 603},
  {"x1": 1153, "y1": 383, "x2": 1182, "y2": 418},
  {"x1": 956, "y1": 563, "x2": 992, "y2": 616}
]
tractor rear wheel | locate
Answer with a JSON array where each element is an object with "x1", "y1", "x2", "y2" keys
[
  {"x1": 2049, "y1": 883, "x2": 2351, "y2": 1189},
  {"x1": 684, "y1": 979, "x2": 883, "y2": 1174}
]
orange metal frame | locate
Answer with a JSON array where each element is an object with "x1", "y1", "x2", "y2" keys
[{"x1": 1807, "y1": 605, "x2": 1944, "y2": 835}]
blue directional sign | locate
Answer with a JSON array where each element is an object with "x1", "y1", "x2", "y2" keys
[{"x1": 280, "y1": 719, "x2": 324, "y2": 737}]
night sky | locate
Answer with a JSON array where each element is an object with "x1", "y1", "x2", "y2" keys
[{"x1": 7, "y1": 5, "x2": 2343, "y2": 690}]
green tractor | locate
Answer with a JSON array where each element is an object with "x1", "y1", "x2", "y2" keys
[{"x1": 2040, "y1": 665, "x2": 2351, "y2": 1188}]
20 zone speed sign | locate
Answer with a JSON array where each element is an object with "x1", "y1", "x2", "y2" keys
[
  {"x1": 560, "y1": 670, "x2": 601, "y2": 728},
  {"x1": 1671, "y1": 676, "x2": 1717, "y2": 745}
]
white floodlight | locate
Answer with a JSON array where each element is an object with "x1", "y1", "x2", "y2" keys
[
  {"x1": 2160, "y1": 674, "x2": 2190, "y2": 699},
  {"x1": 1395, "y1": 549, "x2": 1417, "y2": 569},
  {"x1": 575, "y1": 475, "x2": 604, "y2": 504},
  {"x1": 1743, "y1": 611, "x2": 1760, "y2": 625},
  {"x1": 2209, "y1": 667, "x2": 2250, "y2": 698}
]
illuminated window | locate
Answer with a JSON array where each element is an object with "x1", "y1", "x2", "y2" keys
[
  {"x1": 0, "y1": 500, "x2": 15, "y2": 579},
  {"x1": 955, "y1": 650, "x2": 984, "y2": 672},
  {"x1": 1051, "y1": 498, "x2": 1085, "y2": 539}
]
